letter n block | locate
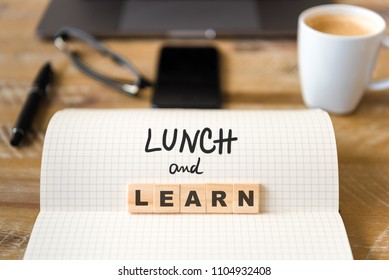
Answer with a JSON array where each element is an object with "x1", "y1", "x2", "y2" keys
[
  {"x1": 181, "y1": 184, "x2": 206, "y2": 213},
  {"x1": 206, "y1": 184, "x2": 233, "y2": 213},
  {"x1": 128, "y1": 184, "x2": 154, "y2": 213},
  {"x1": 233, "y1": 184, "x2": 260, "y2": 213},
  {"x1": 154, "y1": 184, "x2": 180, "y2": 213}
]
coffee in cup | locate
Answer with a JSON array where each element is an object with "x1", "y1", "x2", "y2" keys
[{"x1": 306, "y1": 13, "x2": 377, "y2": 36}]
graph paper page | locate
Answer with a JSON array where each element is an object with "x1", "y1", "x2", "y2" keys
[{"x1": 24, "y1": 109, "x2": 352, "y2": 259}]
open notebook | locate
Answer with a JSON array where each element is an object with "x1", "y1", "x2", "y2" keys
[{"x1": 24, "y1": 109, "x2": 352, "y2": 259}]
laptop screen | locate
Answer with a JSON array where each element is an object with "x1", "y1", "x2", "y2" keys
[{"x1": 37, "y1": 0, "x2": 330, "y2": 38}]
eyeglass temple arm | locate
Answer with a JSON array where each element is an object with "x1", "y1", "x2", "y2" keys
[{"x1": 54, "y1": 27, "x2": 151, "y2": 96}]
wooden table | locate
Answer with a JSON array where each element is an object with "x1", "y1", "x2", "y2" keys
[{"x1": 0, "y1": 0, "x2": 388, "y2": 260}]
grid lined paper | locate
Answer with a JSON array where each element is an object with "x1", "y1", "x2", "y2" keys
[{"x1": 24, "y1": 109, "x2": 352, "y2": 259}]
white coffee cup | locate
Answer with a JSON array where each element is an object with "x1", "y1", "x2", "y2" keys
[{"x1": 298, "y1": 4, "x2": 389, "y2": 114}]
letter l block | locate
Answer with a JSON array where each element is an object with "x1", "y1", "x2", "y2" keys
[{"x1": 128, "y1": 184, "x2": 154, "y2": 213}]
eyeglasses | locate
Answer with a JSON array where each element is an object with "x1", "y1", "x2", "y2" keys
[{"x1": 54, "y1": 27, "x2": 151, "y2": 96}]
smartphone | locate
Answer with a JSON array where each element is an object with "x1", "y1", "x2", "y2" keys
[{"x1": 152, "y1": 46, "x2": 221, "y2": 108}]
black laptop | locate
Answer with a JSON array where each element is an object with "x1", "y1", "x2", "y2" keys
[{"x1": 37, "y1": 0, "x2": 329, "y2": 38}]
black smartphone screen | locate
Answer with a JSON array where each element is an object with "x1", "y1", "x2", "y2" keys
[{"x1": 152, "y1": 46, "x2": 221, "y2": 108}]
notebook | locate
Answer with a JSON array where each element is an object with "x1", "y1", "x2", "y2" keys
[{"x1": 24, "y1": 109, "x2": 353, "y2": 259}]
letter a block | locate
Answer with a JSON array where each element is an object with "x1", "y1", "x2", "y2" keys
[
  {"x1": 154, "y1": 184, "x2": 180, "y2": 213},
  {"x1": 206, "y1": 184, "x2": 233, "y2": 213},
  {"x1": 128, "y1": 184, "x2": 154, "y2": 213},
  {"x1": 180, "y1": 184, "x2": 206, "y2": 213},
  {"x1": 233, "y1": 184, "x2": 260, "y2": 213}
]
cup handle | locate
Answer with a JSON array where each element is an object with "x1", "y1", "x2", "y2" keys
[{"x1": 368, "y1": 35, "x2": 389, "y2": 91}]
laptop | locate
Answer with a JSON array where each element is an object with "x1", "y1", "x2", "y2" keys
[{"x1": 37, "y1": 0, "x2": 329, "y2": 38}]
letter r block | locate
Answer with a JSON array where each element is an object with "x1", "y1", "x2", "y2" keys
[
  {"x1": 128, "y1": 184, "x2": 154, "y2": 213},
  {"x1": 233, "y1": 184, "x2": 260, "y2": 213},
  {"x1": 154, "y1": 184, "x2": 180, "y2": 213},
  {"x1": 206, "y1": 184, "x2": 233, "y2": 213}
]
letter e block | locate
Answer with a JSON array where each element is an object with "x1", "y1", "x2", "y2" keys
[
  {"x1": 154, "y1": 184, "x2": 180, "y2": 213},
  {"x1": 233, "y1": 184, "x2": 260, "y2": 213},
  {"x1": 128, "y1": 184, "x2": 154, "y2": 213},
  {"x1": 181, "y1": 184, "x2": 206, "y2": 213},
  {"x1": 206, "y1": 184, "x2": 233, "y2": 213}
]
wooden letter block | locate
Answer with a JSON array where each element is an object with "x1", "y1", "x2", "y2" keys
[
  {"x1": 206, "y1": 184, "x2": 233, "y2": 213},
  {"x1": 233, "y1": 184, "x2": 260, "y2": 213},
  {"x1": 180, "y1": 184, "x2": 206, "y2": 213},
  {"x1": 154, "y1": 184, "x2": 180, "y2": 213},
  {"x1": 128, "y1": 184, "x2": 154, "y2": 213}
]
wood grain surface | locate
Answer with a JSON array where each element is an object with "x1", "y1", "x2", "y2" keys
[{"x1": 0, "y1": 0, "x2": 388, "y2": 260}]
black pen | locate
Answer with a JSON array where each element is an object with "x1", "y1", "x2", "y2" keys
[{"x1": 10, "y1": 62, "x2": 53, "y2": 146}]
